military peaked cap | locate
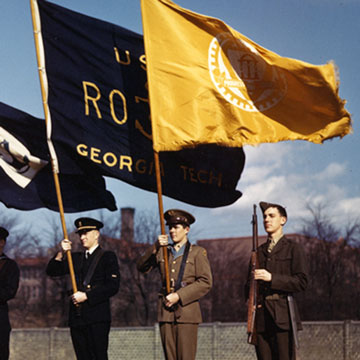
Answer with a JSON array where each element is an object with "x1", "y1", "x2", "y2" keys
[
  {"x1": 0, "y1": 227, "x2": 9, "y2": 240},
  {"x1": 164, "y1": 209, "x2": 195, "y2": 226},
  {"x1": 259, "y1": 201, "x2": 287, "y2": 218},
  {"x1": 75, "y1": 217, "x2": 104, "y2": 233}
]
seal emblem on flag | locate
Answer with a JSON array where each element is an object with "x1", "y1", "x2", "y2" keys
[{"x1": 208, "y1": 33, "x2": 287, "y2": 112}]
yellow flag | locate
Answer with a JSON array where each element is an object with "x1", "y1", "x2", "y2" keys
[{"x1": 141, "y1": 0, "x2": 352, "y2": 152}]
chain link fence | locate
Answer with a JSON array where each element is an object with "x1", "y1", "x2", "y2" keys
[{"x1": 10, "y1": 321, "x2": 360, "y2": 360}]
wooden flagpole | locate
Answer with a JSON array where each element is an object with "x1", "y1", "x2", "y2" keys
[
  {"x1": 153, "y1": 151, "x2": 171, "y2": 294},
  {"x1": 29, "y1": 0, "x2": 77, "y2": 293}
]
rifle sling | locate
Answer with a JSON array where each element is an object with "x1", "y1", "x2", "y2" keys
[
  {"x1": 174, "y1": 241, "x2": 191, "y2": 292},
  {"x1": 82, "y1": 248, "x2": 104, "y2": 288}
]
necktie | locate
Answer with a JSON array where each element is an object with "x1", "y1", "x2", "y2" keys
[{"x1": 268, "y1": 239, "x2": 276, "y2": 253}]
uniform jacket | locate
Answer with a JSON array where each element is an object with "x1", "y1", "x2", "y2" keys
[
  {"x1": 246, "y1": 236, "x2": 308, "y2": 332},
  {"x1": 137, "y1": 241, "x2": 212, "y2": 323},
  {"x1": 0, "y1": 255, "x2": 20, "y2": 334},
  {"x1": 46, "y1": 247, "x2": 120, "y2": 327}
]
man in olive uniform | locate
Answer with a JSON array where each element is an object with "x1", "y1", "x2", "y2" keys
[
  {"x1": 0, "y1": 227, "x2": 20, "y2": 360},
  {"x1": 137, "y1": 209, "x2": 212, "y2": 360},
  {"x1": 46, "y1": 217, "x2": 120, "y2": 360},
  {"x1": 246, "y1": 202, "x2": 308, "y2": 360}
]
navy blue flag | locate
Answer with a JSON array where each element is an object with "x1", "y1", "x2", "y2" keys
[
  {"x1": 0, "y1": 102, "x2": 116, "y2": 212},
  {"x1": 35, "y1": 0, "x2": 245, "y2": 207}
]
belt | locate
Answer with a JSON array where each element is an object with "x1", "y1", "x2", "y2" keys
[{"x1": 264, "y1": 293, "x2": 287, "y2": 300}]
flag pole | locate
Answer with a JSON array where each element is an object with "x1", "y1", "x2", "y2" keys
[
  {"x1": 52, "y1": 172, "x2": 78, "y2": 293},
  {"x1": 30, "y1": 0, "x2": 77, "y2": 293},
  {"x1": 153, "y1": 151, "x2": 171, "y2": 294},
  {"x1": 141, "y1": 0, "x2": 170, "y2": 293}
]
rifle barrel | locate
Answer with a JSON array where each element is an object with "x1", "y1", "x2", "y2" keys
[{"x1": 247, "y1": 205, "x2": 258, "y2": 345}]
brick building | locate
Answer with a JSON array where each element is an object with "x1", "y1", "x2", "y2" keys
[{"x1": 8, "y1": 211, "x2": 360, "y2": 327}]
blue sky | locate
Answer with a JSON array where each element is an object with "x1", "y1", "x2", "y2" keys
[{"x1": 0, "y1": 0, "x2": 359, "y2": 241}]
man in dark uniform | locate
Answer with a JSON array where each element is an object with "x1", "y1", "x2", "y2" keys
[
  {"x1": 46, "y1": 217, "x2": 120, "y2": 360},
  {"x1": 137, "y1": 209, "x2": 212, "y2": 360},
  {"x1": 0, "y1": 227, "x2": 20, "y2": 360},
  {"x1": 246, "y1": 202, "x2": 308, "y2": 360}
]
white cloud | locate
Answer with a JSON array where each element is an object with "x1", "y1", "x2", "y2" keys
[
  {"x1": 338, "y1": 197, "x2": 360, "y2": 216},
  {"x1": 314, "y1": 162, "x2": 347, "y2": 181},
  {"x1": 240, "y1": 165, "x2": 273, "y2": 183},
  {"x1": 240, "y1": 142, "x2": 294, "y2": 184},
  {"x1": 209, "y1": 143, "x2": 358, "y2": 236},
  {"x1": 244, "y1": 143, "x2": 291, "y2": 167}
]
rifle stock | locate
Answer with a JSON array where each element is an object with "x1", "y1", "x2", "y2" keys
[{"x1": 247, "y1": 204, "x2": 259, "y2": 345}]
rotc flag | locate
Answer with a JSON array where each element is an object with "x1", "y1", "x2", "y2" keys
[
  {"x1": 141, "y1": 0, "x2": 352, "y2": 152},
  {"x1": 27, "y1": 0, "x2": 245, "y2": 208}
]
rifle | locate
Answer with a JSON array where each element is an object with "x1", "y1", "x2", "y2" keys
[{"x1": 247, "y1": 204, "x2": 259, "y2": 345}]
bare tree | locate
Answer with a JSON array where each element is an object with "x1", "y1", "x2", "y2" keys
[
  {"x1": 0, "y1": 210, "x2": 33, "y2": 258},
  {"x1": 298, "y1": 202, "x2": 360, "y2": 320},
  {"x1": 134, "y1": 210, "x2": 160, "y2": 244}
]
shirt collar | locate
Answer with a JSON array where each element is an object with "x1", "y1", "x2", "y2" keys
[
  {"x1": 87, "y1": 244, "x2": 99, "y2": 256},
  {"x1": 170, "y1": 242, "x2": 187, "y2": 259},
  {"x1": 267, "y1": 232, "x2": 283, "y2": 245}
]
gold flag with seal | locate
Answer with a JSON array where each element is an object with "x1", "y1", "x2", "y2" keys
[{"x1": 141, "y1": 0, "x2": 352, "y2": 152}]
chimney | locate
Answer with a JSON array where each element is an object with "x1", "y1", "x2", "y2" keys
[{"x1": 121, "y1": 207, "x2": 135, "y2": 242}]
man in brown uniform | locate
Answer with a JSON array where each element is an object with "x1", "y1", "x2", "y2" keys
[{"x1": 137, "y1": 209, "x2": 212, "y2": 360}]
